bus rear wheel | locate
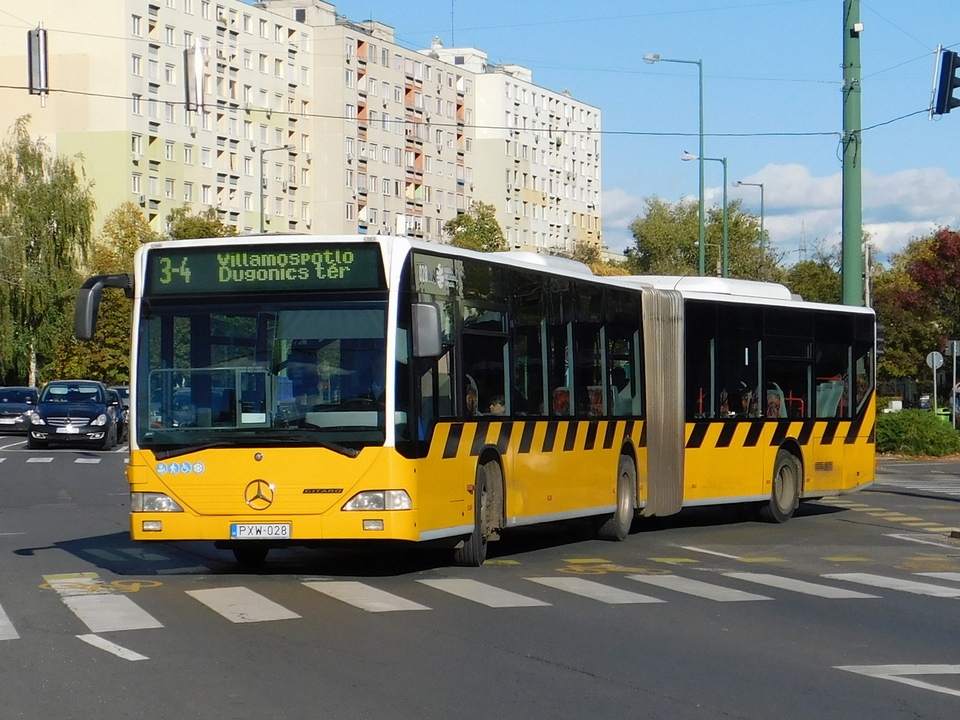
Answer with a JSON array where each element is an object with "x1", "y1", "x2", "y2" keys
[
  {"x1": 759, "y1": 449, "x2": 801, "y2": 523},
  {"x1": 453, "y1": 461, "x2": 500, "y2": 567},
  {"x1": 596, "y1": 455, "x2": 636, "y2": 541}
]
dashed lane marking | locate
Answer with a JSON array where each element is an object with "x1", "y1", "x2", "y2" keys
[
  {"x1": 528, "y1": 577, "x2": 665, "y2": 604},
  {"x1": 186, "y1": 587, "x2": 301, "y2": 623},
  {"x1": 627, "y1": 574, "x2": 771, "y2": 602},
  {"x1": 0, "y1": 603, "x2": 19, "y2": 640},
  {"x1": 418, "y1": 579, "x2": 550, "y2": 608},
  {"x1": 723, "y1": 572, "x2": 880, "y2": 599},
  {"x1": 303, "y1": 581, "x2": 430, "y2": 612},
  {"x1": 822, "y1": 573, "x2": 960, "y2": 598}
]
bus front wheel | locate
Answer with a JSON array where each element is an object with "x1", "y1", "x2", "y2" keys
[
  {"x1": 453, "y1": 461, "x2": 500, "y2": 567},
  {"x1": 759, "y1": 449, "x2": 801, "y2": 523},
  {"x1": 596, "y1": 455, "x2": 636, "y2": 541}
]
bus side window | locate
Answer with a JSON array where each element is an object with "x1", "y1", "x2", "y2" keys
[
  {"x1": 510, "y1": 271, "x2": 547, "y2": 416},
  {"x1": 685, "y1": 302, "x2": 717, "y2": 419},
  {"x1": 607, "y1": 290, "x2": 642, "y2": 418},
  {"x1": 547, "y1": 278, "x2": 574, "y2": 417}
]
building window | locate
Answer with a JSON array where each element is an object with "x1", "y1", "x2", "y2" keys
[
  {"x1": 165, "y1": 141, "x2": 174, "y2": 160},
  {"x1": 184, "y1": 182, "x2": 193, "y2": 202},
  {"x1": 346, "y1": 203, "x2": 355, "y2": 220},
  {"x1": 132, "y1": 55, "x2": 142, "y2": 75},
  {"x1": 165, "y1": 179, "x2": 175, "y2": 199},
  {"x1": 184, "y1": 145, "x2": 193, "y2": 164},
  {"x1": 132, "y1": 174, "x2": 141, "y2": 193},
  {"x1": 131, "y1": 15, "x2": 142, "y2": 36},
  {"x1": 132, "y1": 94, "x2": 142, "y2": 115}
]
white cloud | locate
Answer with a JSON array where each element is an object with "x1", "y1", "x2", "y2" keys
[{"x1": 601, "y1": 164, "x2": 960, "y2": 261}]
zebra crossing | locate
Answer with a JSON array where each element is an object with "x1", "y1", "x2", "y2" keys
[
  {"x1": 875, "y1": 469, "x2": 960, "y2": 498},
  {"x1": 2, "y1": 568, "x2": 960, "y2": 653}
]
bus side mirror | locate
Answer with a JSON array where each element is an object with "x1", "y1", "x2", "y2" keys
[
  {"x1": 412, "y1": 302, "x2": 442, "y2": 358},
  {"x1": 74, "y1": 274, "x2": 133, "y2": 341}
]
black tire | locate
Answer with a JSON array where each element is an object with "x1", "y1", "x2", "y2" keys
[
  {"x1": 453, "y1": 461, "x2": 500, "y2": 567},
  {"x1": 597, "y1": 455, "x2": 637, "y2": 541},
  {"x1": 100, "y1": 425, "x2": 115, "y2": 451},
  {"x1": 233, "y1": 544, "x2": 269, "y2": 567},
  {"x1": 26, "y1": 436, "x2": 46, "y2": 450},
  {"x1": 758, "y1": 449, "x2": 801, "y2": 523}
]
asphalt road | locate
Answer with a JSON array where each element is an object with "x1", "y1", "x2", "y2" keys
[{"x1": 2, "y1": 438, "x2": 960, "y2": 720}]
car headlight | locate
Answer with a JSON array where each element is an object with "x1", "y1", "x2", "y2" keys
[
  {"x1": 131, "y1": 492, "x2": 184, "y2": 512},
  {"x1": 342, "y1": 490, "x2": 412, "y2": 511},
  {"x1": 90, "y1": 413, "x2": 109, "y2": 426},
  {"x1": 26, "y1": 411, "x2": 44, "y2": 425}
]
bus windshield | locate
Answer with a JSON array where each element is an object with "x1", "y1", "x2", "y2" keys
[{"x1": 136, "y1": 297, "x2": 388, "y2": 455}]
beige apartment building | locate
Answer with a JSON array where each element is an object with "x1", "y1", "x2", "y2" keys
[{"x1": 0, "y1": 0, "x2": 601, "y2": 253}]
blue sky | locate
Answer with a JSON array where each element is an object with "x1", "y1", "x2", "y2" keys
[{"x1": 293, "y1": 0, "x2": 960, "y2": 263}]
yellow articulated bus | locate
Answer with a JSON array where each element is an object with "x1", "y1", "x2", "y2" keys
[{"x1": 74, "y1": 235, "x2": 875, "y2": 566}]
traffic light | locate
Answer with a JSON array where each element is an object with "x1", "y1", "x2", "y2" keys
[{"x1": 935, "y1": 49, "x2": 960, "y2": 115}]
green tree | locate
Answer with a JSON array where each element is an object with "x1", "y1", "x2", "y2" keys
[
  {"x1": 572, "y1": 240, "x2": 629, "y2": 276},
  {"x1": 53, "y1": 203, "x2": 160, "y2": 383},
  {"x1": 0, "y1": 116, "x2": 95, "y2": 385},
  {"x1": 871, "y1": 228, "x2": 960, "y2": 381},
  {"x1": 625, "y1": 196, "x2": 778, "y2": 280},
  {"x1": 782, "y1": 245, "x2": 842, "y2": 304},
  {"x1": 167, "y1": 205, "x2": 236, "y2": 240},
  {"x1": 445, "y1": 201, "x2": 506, "y2": 252}
]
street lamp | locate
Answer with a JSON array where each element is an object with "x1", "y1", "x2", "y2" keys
[
  {"x1": 260, "y1": 144, "x2": 294, "y2": 233},
  {"x1": 734, "y1": 180, "x2": 764, "y2": 255},
  {"x1": 683, "y1": 153, "x2": 728, "y2": 278},
  {"x1": 644, "y1": 53, "x2": 705, "y2": 276}
]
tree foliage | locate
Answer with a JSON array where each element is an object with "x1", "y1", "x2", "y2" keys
[
  {"x1": 625, "y1": 196, "x2": 779, "y2": 281},
  {"x1": 0, "y1": 116, "x2": 95, "y2": 385},
  {"x1": 782, "y1": 245, "x2": 842, "y2": 304},
  {"x1": 167, "y1": 205, "x2": 236, "y2": 240},
  {"x1": 872, "y1": 228, "x2": 960, "y2": 380},
  {"x1": 445, "y1": 201, "x2": 506, "y2": 252},
  {"x1": 52, "y1": 203, "x2": 160, "y2": 384},
  {"x1": 572, "y1": 240, "x2": 629, "y2": 276}
]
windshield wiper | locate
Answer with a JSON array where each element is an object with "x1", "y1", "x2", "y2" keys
[{"x1": 150, "y1": 435, "x2": 360, "y2": 460}]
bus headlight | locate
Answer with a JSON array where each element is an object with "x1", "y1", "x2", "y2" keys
[
  {"x1": 342, "y1": 490, "x2": 412, "y2": 511},
  {"x1": 131, "y1": 492, "x2": 184, "y2": 512}
]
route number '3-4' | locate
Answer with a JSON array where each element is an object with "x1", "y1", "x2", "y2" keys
[{"x1": 159, "y1": 257, "x2": 192, "y2": 285}]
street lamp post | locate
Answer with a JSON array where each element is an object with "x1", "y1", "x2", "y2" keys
[
  {"x1": 735, "y1": 180, "x2": 764, "y2": 277},
  {"x1": 260, "y1": 144, "x2": 294, "y2": 233},
  {"x1": 682, "y1": 153, "x2": 728, "y2": 277},
  {"x1": 644, "y1": 53, "x2": 705, "y2": 276}
]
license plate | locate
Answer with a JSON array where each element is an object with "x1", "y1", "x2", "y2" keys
[
  {"x1": 56, "y1": 426, "x2": 80, "y2": 434},
  {"x1": 0, "y1": 418, "x2": 16, "y2": 425},
  {"x1": 230, "y1": 523, "x2": 291, "y2": 539}
]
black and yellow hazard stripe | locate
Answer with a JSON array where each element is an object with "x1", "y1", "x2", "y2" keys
[
  {"x1": 430, "y1": 419, "x2": 646, "y2": 459},
  {"x1": 683, "y1": 416, "x2": 876, "y2": 450}
]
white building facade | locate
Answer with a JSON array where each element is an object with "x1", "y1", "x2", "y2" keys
[{"x1": 0, "y1": 0, "x2": 600, "y2": 252}]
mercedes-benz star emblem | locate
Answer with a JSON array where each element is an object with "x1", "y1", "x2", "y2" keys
[{"x1": 244, "y1": 479, "x2": 275, "y2": 510}]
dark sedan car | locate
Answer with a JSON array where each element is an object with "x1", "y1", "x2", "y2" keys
[
  {"x1": 0, "y1": 387, "x2": 38, "y2": 434},
  {"x1": 26, "y1": 380, "x2": 120, "y2": 450}
]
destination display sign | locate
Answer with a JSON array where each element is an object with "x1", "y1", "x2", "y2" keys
[{"x1": 145, "y1": 243, "x2": 383, "y2": 295}]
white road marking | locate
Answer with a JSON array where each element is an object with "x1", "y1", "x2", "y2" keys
[
  {"x1": 304, "y1": 581, "x2": 430, "y2": 612},
  {"x1": 836, "y1": 664, "x2": 960, "y2": 698},
  {"x1": 44, "y1": 572, "x2": 163, "y2": 633},
  {"x1": 527, "y1": 577, "x2": 665, "y2": 604},
  {"x1": 627, "y1": 574, "x2": 771, "y2": 602},
  {"x1": 77, "y1": 634, "x2": 148, "y2": 661},
  {"x1": 74, "y1": 458, "x2": 101, "y2": 464},
  {"x1": 186, "y1": 587, "x2": 301, "y2": 623},
  {"x1": 886, "y1": 533, "x2": 958, "y2": 549},
  {"x1": 26, "y1": 457, "x2": 53, "y2": 463},
  {"x1": 723, "y1": 572, "x2": 880, "y2": 599},
  {"x1": 822, "y1": 573, "x2": 960, "y2": 597},
  {"x1": 418, "y1": 579, "x2": 550, "y2": 607},
  {"x1": 915, "y1": 572, "x2": 960, "y2": 583},
  {"x1": 63, "y1": 595, "x2": 164, "y2": 633},
  {"x1": 0, "y1": 603, "x2": 19, "y2": 640},
  {"x1": 679, "y1": 546, "x2": 743, "y2": 559}
]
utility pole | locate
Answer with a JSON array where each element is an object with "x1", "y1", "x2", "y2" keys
[{"x1": 841, "y1": 0, "x2": 864, "y2": 306}]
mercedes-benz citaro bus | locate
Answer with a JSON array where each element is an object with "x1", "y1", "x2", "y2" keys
[{"x1": 74, "y1": 235, "x2": 876, "y2": 566}]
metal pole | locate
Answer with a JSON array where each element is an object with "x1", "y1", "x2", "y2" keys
[
  {"x1": 953, "y1": 343, "x2": 957, "y2": 427},
  {"x1": 842, "y1": 0, "x2": 863, "y2": 305},
  {"x1": 721, "y1": 158, "x2": 728, "y2": 277},
  {"x1": 697, "y1": 60, "x2": 705, "y2": 277}
]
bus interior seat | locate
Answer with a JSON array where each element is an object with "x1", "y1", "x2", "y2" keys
[
  {"x1": 816, "y1": 379, "x2": 846, "y2": 417},
  {"x1": 766, "y1": 382, "x2": 787, "y2": 418}
]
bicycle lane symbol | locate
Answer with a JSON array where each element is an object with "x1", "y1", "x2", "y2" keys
[
  {"x1": 40, "y1": 572, "x2": 163, "y2": 595},
  {"x1": 556, "y1": 559, "x2": 671, "y2": 576}
]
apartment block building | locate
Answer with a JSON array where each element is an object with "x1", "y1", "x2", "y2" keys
[{"x1": 0, "y1": 0, "x2": 600, "y2": 253}]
